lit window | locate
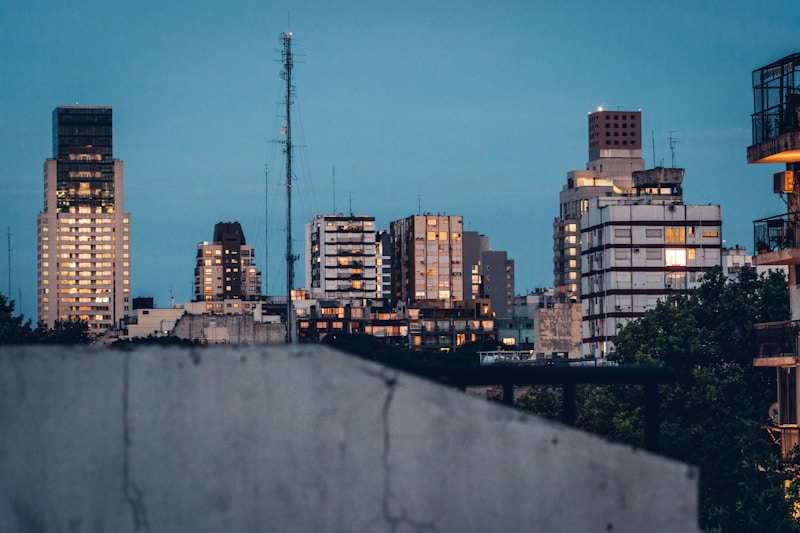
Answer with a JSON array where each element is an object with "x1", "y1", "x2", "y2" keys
[
  {"x1": 702, "y1": 231, "x2": 719, "y2": 238},
  {"x1": 665, "y1": 249, "x2": 687, "y2": 266},
  {"x1": 666, "y1": 228, "x2": 685, "y2": 244}
]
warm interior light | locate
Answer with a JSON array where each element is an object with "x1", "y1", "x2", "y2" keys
[{"x1": 753, "y1": 150, "x2": 800, "y2": 164}]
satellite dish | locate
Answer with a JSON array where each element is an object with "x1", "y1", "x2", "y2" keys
[{"x1": 768, "y1": 402, "x2": 780, "y2": 424}]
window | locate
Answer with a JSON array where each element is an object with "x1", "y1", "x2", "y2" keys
[
  {"x1": 646, "y1": 249, "x2": 661, "y2": 260},
  {"x1": 614, "y1": 228, "x2": 631, "y2": 238},
  {"x1": 666, "y1": 227, "x2": 685, "y2": 244},
  {"x1": 645, "y1": 229, "x2": 662, "y2": 238},
  {"x1": 702, "y1": 231, "x2": 719, "y2": 238},
  {"x1": 665, "y1": 249, "x2": 687, "y2": 266}
]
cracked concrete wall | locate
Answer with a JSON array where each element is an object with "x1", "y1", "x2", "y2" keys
[
  {"x1": 0, "y1": 345, "x2": 699, "y2": 532},
  {"x1": 535, "y1": 303, "x2": 582, "y2": 358}
]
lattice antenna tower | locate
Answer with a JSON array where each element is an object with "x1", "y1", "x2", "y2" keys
[{"x1": 279, "y1": 29, "x2": 299, "y2": 342}]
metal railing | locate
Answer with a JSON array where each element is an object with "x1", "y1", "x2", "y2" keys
[
  {"x1": 754, "y1": 320, "x2": 800, "y2": 357},
  {"x1": 385, "y1": 362, "x2": 675, "y2": 453},
  {"x1": 753, "y1": 213, "x2": 798, "y2": 253}
]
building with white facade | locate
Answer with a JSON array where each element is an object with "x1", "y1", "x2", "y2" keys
[
  {"x1": 581, "y1": 169, "x2": 722, "y2": 357},
  {"x1": 37, "y1": 106, "x2": 131, "y2": 332},
  {"x1": 305, "y1": 214, "x2": 378, "y2": 300},
  {"x1": 390, "y1": 215, "x2": 464, "y2": 307}
]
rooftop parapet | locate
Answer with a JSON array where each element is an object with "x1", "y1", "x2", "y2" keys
[{"x1": 632, "y1": 167, "x2": 685, "y2": 188}]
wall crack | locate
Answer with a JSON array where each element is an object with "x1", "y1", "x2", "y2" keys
[
  {"x1": 374, "y1": 368, "x2": 437, "y2": 533},
  {"x1": 122, "y1": 353, "x2": 151, "y2": 532}
]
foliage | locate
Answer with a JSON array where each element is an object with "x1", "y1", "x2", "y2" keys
[
  {"x1": 0, "y1": 292, "x2": 35, "y2": 343},
  {"x1": 110, "y1": 335, "x2": 200, "y2": 349},
  {"x1": 517, "y1": 266, "x2": 798, "y2": 531},
  {"x1": 0, "y1": 291, "x2": 90, "y2": 345}
]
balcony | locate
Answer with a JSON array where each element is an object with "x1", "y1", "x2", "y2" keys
[
  {"x1": 752, "y1": 213, "x2": 800, "y2": 265},
  {"x1": 753, "y1": 320, "x2": 800, "y2": 362}
]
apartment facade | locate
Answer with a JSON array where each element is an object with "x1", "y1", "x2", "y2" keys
[
  {"x1": 37, "y1": 106, "x2": 130, "y2": 332},
  {"x1": 194, "y1": 221, "x2": 261, "y2": 304},
  {"x1": 390, "y1": 214, "x2": 464, "y2": 307},
  {"x1": 305, "y1": 214, "x2": 378, "y2": 300},
  {"x1": 581, "y1": 194, "x2": 722, "y2": 357}
]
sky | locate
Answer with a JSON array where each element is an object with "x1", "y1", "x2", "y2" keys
[{"x1": 1, "y1": 0, "x2": 799, "y2": 321}]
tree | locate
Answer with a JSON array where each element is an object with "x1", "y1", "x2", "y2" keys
[
  {"x1": 34, "y1": 318, "x2": 91, "y2": 345},
  {"x1": 518, "y1": 267, "x2": 798, "y2": 531},
  {"x1": 0, "y1": 291, "x2": 91, "y2": 345},
  {"x1": 0, "y1": 292, "x2": 34, "y2": 343}
]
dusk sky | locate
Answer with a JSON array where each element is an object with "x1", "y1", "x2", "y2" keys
[{"x1": 2, "y1": 1, "x2": 799, "y2": 320}]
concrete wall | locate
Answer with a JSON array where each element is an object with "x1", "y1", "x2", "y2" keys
[
  {"x1": 170, "y1": 314, "x2": 285, "y2": 344},
  {"x1": 0, "y1": 345, "x2": 699, "y2": 532},
  {"x1": 535, "y1": 302, "x2": 582, "y2": 358}
]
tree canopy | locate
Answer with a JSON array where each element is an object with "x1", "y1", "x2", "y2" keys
[
  {"x1": 519, "y1": 266, "x2": 797, "y2": 531},
  {"x1": 0, "y1": 291, "x2": 90, "y2": 345}
]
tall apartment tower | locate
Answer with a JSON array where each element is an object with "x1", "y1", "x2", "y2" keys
[
  {"x1": 390, "y1": 215, "x2": 464, "y2": 307},
  {"x1": 305, "y1": 214, "x2": 378, "y2": 300},
  {"x1": 554, "y1": 110, "x2": 645, "y2": 303},
  {"x1": 194, "y1": 221, "x2": 261, "y2": 302},
  {"x1": 37, "y1": 106, "x2": 131, "y2": 332}
]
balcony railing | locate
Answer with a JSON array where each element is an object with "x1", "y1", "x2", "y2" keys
[
  {"x1": 753, "y1": 213, "x2": 798, "y2": 253},
  {"x1": 754, "y1": 320, "x2": 800, "y2": 357},
  {"x1": 374, "y1": 361, "x2": 675, "y2": 453}
]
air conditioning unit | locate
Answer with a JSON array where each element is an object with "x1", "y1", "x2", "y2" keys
[{"x1": 775, "y1": 170, "x2": 795, "y2": 194}]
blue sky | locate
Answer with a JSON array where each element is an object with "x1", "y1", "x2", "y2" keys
[{"x1": 1, "y1": 0, "x2": 798, "y2": 320}]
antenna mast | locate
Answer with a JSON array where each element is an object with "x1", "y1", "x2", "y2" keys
[
  {"x1": 668, "y1": 131, "x2": 679, "y2": 168},
  {"x1": 6, "y1": 226, "x2": 11, "y2": 296},
  {"x1": 280, "y1": 29, "x2": 298, "y2": 342},
  {"x1": 264, "y1": 164, "x2": 269, "y2": 297}
]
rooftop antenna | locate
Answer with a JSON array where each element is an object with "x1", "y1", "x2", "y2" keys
[
  {"x1": 6, "y1": 225, "x2": 11, "y2": 296},
  {"x1": 668, "y1": 132, "x2": 679, "y2": 168},
  {"x1": 417, "y1": 195, "x2": 422, "y2": 215},
  {"x1": 651, "y1": 130, "x2": 656, "y2": 168},
  {"x1": 279, "y1": 27, "x2": 299, "y2": 343},
  {"x1": 268, "y1": 164, "x2": 269, "y2": 296},
  {"x1": 348, "y1": 191, "x2": 353, "y2": 216}
]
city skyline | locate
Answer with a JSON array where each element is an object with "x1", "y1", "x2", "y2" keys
[{"x1": 2, "y1": 1, "x2": 799, "y2": 320}]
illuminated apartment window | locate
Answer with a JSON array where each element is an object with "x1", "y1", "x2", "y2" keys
[
  {"x1": 666, "y1": 228, "x2": 686, "y2": 244},
  {"x1": 702, "y1": 231, "x2": 719, "y2": 238},
  {"x1": 665, "y1": 249, "x2": 687, "y2": 266}
]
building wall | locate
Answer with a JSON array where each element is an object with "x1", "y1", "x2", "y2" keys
[
  {"x1": 37, "y1": 106, "x2": 130, "y2": 332},
  {"x1": 390, "y1": 215, "x2": 464, "y2": 307},
  {"x1": 581, "y1": 198, "x2": 722, "y2": 357}
]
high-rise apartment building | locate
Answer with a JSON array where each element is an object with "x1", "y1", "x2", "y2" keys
[
  {"x1": 390, "y1": 215, "x2": 464, "y2": 307},
  {"x1": 554, "y1": 110, "x2": 645, "y2": 303},
  {"x1": 194, "y1": 221, "x2": 261, "y2": 302},
  {"x1": 305, "y1": 214, "x2": 378, "y2": 300},
  {"x1": 37, "y1": 106, "x2": 130, "y2": 332},
  {"x1": 580, "y1": 167, "x2": 721, "y2": 357}
]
